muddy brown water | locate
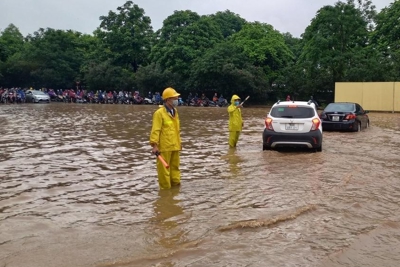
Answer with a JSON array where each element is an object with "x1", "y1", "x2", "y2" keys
[{"x1": 1, "y1": 103, "x2": 400, "y2": 267}]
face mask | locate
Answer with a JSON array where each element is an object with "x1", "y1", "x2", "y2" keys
[
  {"x1": 234, "y1": 101, "x2": 240, "y2": 106},
  {"x1": 172, "y1": 99, "x2": 179, "y2": 107}
]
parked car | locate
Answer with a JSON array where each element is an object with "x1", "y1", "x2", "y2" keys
[
  {"x1": 263, "y1": 100, "x2": 323, "y2": 152},
  {"x1": 319, "y1": 102, "x2": 369, "y2": 131},
  {"x1": 25, "y1": 90, "x2": 50, "y2": 103}
]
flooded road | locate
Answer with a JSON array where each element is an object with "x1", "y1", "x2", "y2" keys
[{"x1": 1, "y1": 103, "x2": 400, "y2": 267}]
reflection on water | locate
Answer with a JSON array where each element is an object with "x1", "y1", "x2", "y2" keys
[
  {"x1": 151, "y1": 187, "x2": 185, "y2": 249},
  {"x1": 0, "y1": 103, "x2": 400, "y2": 267},
  {"x1": 221, "y1": 148, "x2": 243, "y2": 176}
]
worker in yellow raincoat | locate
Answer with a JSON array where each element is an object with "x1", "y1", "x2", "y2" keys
[
  {"x1": 150, "y1": 87, "x2": 182, "y2": 189},
  {"x1": 227, "y1": 95, "x2": 243, "y2": 148}
]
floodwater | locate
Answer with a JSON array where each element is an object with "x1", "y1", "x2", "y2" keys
[{"x1": 1, "y1": 103, "x2": 400, "y2": 267}]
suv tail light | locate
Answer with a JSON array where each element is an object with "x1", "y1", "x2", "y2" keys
[
  {"x1": 265, "y1": 118, "x2": 274, "y2": 131},
  {"x1": 345, "y1": 114, "x2": 356, "y2": 120},
  {"x1": 311, "y1": 118, "x2": 321, "y2": 131}
]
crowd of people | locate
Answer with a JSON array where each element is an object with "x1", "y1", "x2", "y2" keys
[
  {"x1": 0, "y1": 87, "x2": 231, "y2": 107},
  {"x1": 0, "y1": 87, "x2": 27, "y2": 104},
  {"x1": 0, "y1": 87, "x2": 164, "y2": 105},
  {"x1": 185, "y1": 92, "x2": 229, "y2": 107}
]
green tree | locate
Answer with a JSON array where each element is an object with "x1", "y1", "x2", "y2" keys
[
  {"x1": 97, "y1": 0, "x2": 153, "y2": 72},
  {"x1": 79, "y1": 33, "x2": 112, "y2": 86},
  {"x1": 274, "y1": 33, "x2": 306, "y2": 99},
  {"x1": 0, "y1": 24, "x2": 24, "y2": 62},
  {"x1": 372, "y1": 0, "x2": 400, "y2": 80},
  {"x1": 282, "y1": 33, "x2": 303, "y2": 59},
  {"x1": 135, "y1": 63, "x2": 180, "y2": 93},
  {"x1": 154, "y1": 10, "x2": 200, "y2": 41},
  {"x1": 344, "y1": 45, "x2": 389, "y2": 82},
  {"x1": 150, "y1": 11, "x2": 223, "y2": 89},
  {"x1": 189, "y1": 41, "x2": 269, "y2": 99},
  {"x1": 231, "y1": 22, "x2": 294, "y2": 86},
  {"x1": 209, "y1": 10, "x2": 246, "y2": 38},
  {"x1": 0, "y1": 24, "x2": 25, "y2": 85},
  {"x1": 84, "y1": 59, "x2": 135, "y2": 91},
  {"x1": 1, "y1": 53, "x2": 39, "y2": 87},
  {"x1": 347, "y1": 0, "x2": 377, "y2": 30},
  {"x1": 300, "y1": 1, "x2": 369, "y2": 96},
  {"x1": 22, "y1": 28, "x2": 86, "y2": 88}
]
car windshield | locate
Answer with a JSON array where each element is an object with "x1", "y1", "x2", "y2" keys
[
  {"x1": 32, "y1": 91, "x2": 47, "y2": 95},
  {"x1": 270, "y1": 106, "x2": 315, "y2": 118},
  {"x1": 324, "y1": 103, "x2": 354, "y2": 112}
]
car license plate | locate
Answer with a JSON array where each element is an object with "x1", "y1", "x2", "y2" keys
[
  {"x1": 285, "y1": 124, "x2": 298, "y2": 130},
  {"x1": 332, "y1": 116, "x2": 339, "y2": 121}
]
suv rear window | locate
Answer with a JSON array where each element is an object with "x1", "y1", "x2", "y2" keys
[{"x1": 270, "y1": 106, "x2": 315, "y2": 118}]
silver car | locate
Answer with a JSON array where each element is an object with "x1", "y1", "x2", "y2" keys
[{"x1": 25, "y1": 90, "x2": 50, "y2": 103}]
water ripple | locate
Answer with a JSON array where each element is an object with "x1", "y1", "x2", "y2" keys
[{"x1": 1, "y1": 104, "x2": 400, "y2": 267}]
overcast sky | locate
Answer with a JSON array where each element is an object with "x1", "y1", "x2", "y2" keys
[{"x1": 0, "y1": 0, "x2": 394, "y2": 37}]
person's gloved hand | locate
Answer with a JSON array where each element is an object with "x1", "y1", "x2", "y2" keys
[{"x1": 151, "y1": 145, "x2": 159, "y2": 155}]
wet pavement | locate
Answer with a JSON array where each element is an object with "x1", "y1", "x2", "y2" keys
[{"x1": 1, "y1": 103, "x2": 400, "y2": 267}]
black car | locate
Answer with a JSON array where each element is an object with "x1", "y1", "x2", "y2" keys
[{"x1": 319, "y1": 102, "x2": 369, "y2": 131}]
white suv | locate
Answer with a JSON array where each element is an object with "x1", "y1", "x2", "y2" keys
[{"x1": 263, "y1": 100, "x2": 323, "y2": 152}]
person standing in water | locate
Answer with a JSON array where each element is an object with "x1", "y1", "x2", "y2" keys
[
  {"x1": 150, "y1": 87, "x2": 182, "y2": 189},
  {"x1": 227, "y1": 95, "x2": 243, "y2": 148}
]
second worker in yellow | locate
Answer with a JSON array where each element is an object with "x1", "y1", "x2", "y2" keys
[{"x1": 227, "y1": 95, "x2": 244, "y2": 148}]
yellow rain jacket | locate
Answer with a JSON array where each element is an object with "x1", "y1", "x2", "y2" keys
[
  {"x1": 228, "y1": 95, "x2": 243, "y2": 131},
  {"x1": 150, "y1": 106, "x2": 181, "y2": 152}
]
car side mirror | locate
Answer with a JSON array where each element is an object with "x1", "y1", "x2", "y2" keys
[{"x1": 365, "y1": 110, "x2": 369, "y2": 114}]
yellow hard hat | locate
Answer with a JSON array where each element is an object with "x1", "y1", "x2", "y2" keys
[{"x1": 162, "y1": 87, "x2": 180, "y2": 99}]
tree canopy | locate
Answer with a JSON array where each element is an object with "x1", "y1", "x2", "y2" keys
[{"x1": 0, "y1": 0, "x2": 398, "y2": 104}]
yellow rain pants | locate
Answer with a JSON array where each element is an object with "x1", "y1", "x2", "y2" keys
[
  {"x1": 227, "y1": 94, "x2": 243, "y2": 148},
  {"x1": 157, "y1": 151, "x2": 181, "y2": 189},
  {"x1": 229, "y1": 131, "x2": 241, "y2": 148},
  {"x1": 150, "y1": 106, "x2": 182, "y2": 189}
]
